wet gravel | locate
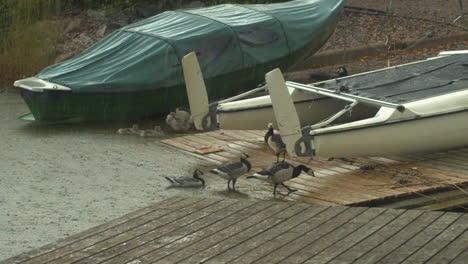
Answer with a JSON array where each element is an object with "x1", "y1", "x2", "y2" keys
[
  {"x1": 0, "y1": 92, "x2": 275, "y2": 260},
  {"x1": 322, "y1": 0, "x2": 466, "y2": 52}
]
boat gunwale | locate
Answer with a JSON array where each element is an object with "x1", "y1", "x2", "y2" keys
[{"x1": 309, "y1": 108, "x2": 468, "y2": 137}]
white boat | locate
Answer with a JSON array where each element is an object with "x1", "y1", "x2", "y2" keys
[
  {"x1": 265, "y1": 51, "x2": 468, "y2": 158},
  {"x1": 184, "y1": 50, "x2": 468, "y2": 158},
  {"x1": 182, "y1": 52, "x2": 375, "y2": 131}
]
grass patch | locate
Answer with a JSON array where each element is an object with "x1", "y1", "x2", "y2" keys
[{"x1": 0, "y1": 0, "x2": 62, "y2": 90}]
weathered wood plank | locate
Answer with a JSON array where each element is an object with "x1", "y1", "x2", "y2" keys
[
  {"x1": 93, "y1": 199, "x2": 258, "y2": 264},
  {"x1": 445, "y1": 246, "x2": 468, "y2": 264},
  {"x1": 45, "y1": 198, "x2": 220, "y2": 264},
  {"x1": 152, "y1": 202, "x2": 293, "y2": 263},
  {"x1": 205, "y1": 204, "x2": 328, "y2": 263},
  {"x1": 77, "y1": 198, "x2": 238, "y2": 263},
  {"x1": 352, "y1": 211, "x2": 445, "y2": 264},
  {"x1": 0, "y1": 196, "x2": 186, "y2": 264},
  {"x1": 8, "y1": 197, "x2": 200, "y2": 264},
  {"x1": 403, "y1": 215, "x2": 468, "y2": 263},
  {"x1": 287, "y1": 208, "x2": 399, "y2": 264},
  {"x1": 327, "y1": 209, "x2": 424, "y2": 263},
  {"x1": 253, "y1": 207, "x2": 373, "y2": 264},
  {"x1": 377, "y1": 212, "x2": 462, "y2": 263},
  {"x1": 425, "y1": 230, "x2": 468, "y2": 264},
  {"x1": 231, "y1": 206, "x2": 349, "y2": 263},
  {"x1": 161, "y1": 138, "x2": 226, "y2": 163},
  {"x1": 418, "y1": 196, "x2": 468, "y2": 211},
  {"x1": 179, "y1": 203, "x2": 311, "y2": 263},
  {"x1": 5, "y1": 197, "x2": 467, "y2": 264},
  {"x1": 121, "y1": 201, "x2": 277, "y2": 262}
]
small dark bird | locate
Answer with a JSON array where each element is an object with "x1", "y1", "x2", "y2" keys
[
  {"x1": 165, "y1": 169, "x2": 205, "y2": 187},
  {"x1": 336, "y1": 66, "x2": 348, "y2": 77},
  {"x1": 248, "y1": 161, "x2": 314, "y2": 195},
  {"x1": 210, "y1": 153, "x2": 251, "y2": 191},
  {"x1": 264, "y1": 123, "x2": 286, "y2": 162}
]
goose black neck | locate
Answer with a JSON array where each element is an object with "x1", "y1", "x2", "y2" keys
[
  {"x1": 193, "y1": 171, "x2": 205, "y2": 185},
  {"x1": 241, "y1": 157, "x2": 252, "y2": 171},
  {"x1": 292, "y1": 165, "x2": 308, "y2": 178},
  {"x1": 264, "y1": 127, "x2": 273, "y2": 143}
]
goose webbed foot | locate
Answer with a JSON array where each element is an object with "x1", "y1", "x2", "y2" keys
[{"x1": 281, "y1": 183, "x2": 297, "y2": 194}]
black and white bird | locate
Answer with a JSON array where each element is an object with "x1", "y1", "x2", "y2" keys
[
  {"x1": 248, "y1": 161, "x2": 314, "y2": 195},
  {"x1": 165, "y1": 169, "x2": 205, "y2": 187},
  {"x1": 264, "y1": 123, "x2": 286, "y2": 163},
  {"x1": 210, "y1": 153, "x2": 251, "y2": 191},
  {"x1": 336, "y1": 66, "x2": 348, "y2": 77}
]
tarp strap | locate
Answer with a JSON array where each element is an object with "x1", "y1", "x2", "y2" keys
[
  {"x1": 119, "y1": 28, "x2": 183, "y2": 65},
  {"x1": 238, "y1": 4, "x2": 292, "y2": 56},
  {"x1": 176, "y1": 10, "x2": 245, "y2": 68}
]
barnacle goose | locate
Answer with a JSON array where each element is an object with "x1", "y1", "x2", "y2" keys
[
  {"x1": 165, "y1": 169, "x2": 205, "y2": 187},
  {"x1": 248, "y1": 161, "x2": 314, "y2": 195},
  {"x1": 210, "y1": 153, "x2": 251, "y2": 191},
  {"x1": 264, "y1": 123, "x2": 286, "y2": 162}
]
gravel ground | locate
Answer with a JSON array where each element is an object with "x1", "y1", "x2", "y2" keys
[
  {"x1": 0, "y1": 92, "x2": 275, "y2": 261},
  {"x1": 322, "y1": 0, "x2": 466, "y2": 52},
  {"x1": 287, "y1": 40, "x2": 468, "y2": 84}
]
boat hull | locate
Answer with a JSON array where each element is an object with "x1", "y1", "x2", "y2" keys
[
  {"x1": 313, "y1": 110, "x2": 468, "y2": 157},
  {"x1": 19, "y1": 36, "x2": 335, "y2": 122},
  {"x1": 19, "y1": 55, "x2": 298, "y2": 122},
  {"x1": 218, "y1": 98, "x2": 376, "y2": 130}
]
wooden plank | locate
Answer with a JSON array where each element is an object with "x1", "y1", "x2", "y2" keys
[
  {"x1": 450, "y1": 248, "x2": 468, "y2": 264},
  {"x1": 352, "y1": 211, "x2": 445, "y2": 264},
  {"x1": 253, "y1": 207, "x2": 373, "y2": 264},
  {"x1": 161, "y1": 138, "x2": 227, "y2": 163},
  {"x1": 231, "y1": 206, "x2": 350, "y2": 263},
  {"x1": 119, "y1": 201, "x2": 277, "y2": 262},
  {"x1": 75, "y1": 199, "x2": 239, "y2": 264},
  {"x1": 205, "y1": 205, "x2": 329, "y2": 263},
  {"x1": 403, "y1": 215, "x2": 468, "y2": 263},
  {"x1": 290, "y1": 193, "x2": 342, "y2": 206},
  {"x1": 0, "y1": 196, "x2": 187, "y2": 264},
  {"x1": 377, "y1": 212, "x2": 462, "y2": 263},
  {"x1": 148, "y1": 202, "x2": 293, "y2": 263},
  {"x1": 89, "y1": 199, "x2": 259, "y2": 264},
  {"x1": 296, "y1": 174, "x2": 384, "y2": 200},
  {"x1": 160, "y1": 131, "x2": 468, "y2": 208},
  {"x1": 170, "y1": 136, "x2": 233, "y2": 162},
  {"x1": 13, "y1": 198, "x2": 201, "y2": 264},
  {"x1": 45, "y1": 198, "x2": 221, "y2": 264},
  {"x1": 422, "y1": 230, "x2": 468, "y2": 264},
  {"x1": 285, "y1": 181, "x2": 355, "y2": 205},
  {"x1": 179, "y1": 203, "x2": 311, "y2": 263},
  {"x1": 328, "y1": 209, "x2": 425, "y2": 263},
  {"x1": 379, "y1": 186, "x2": 468, "y2": 210},
  {"x1": 286, "y1": 208, "x2": 401, "y2": 264},
  {"x1": 418, "y1": 196, "x2": 468, "y2": 211},
  {"x1": 290, "y1": 176, "x2": 378, "y2": 202}
]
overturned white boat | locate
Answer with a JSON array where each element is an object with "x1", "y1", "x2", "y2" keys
[{"x1": 265, "y1": 51, "x2": 468, "y2": 158}]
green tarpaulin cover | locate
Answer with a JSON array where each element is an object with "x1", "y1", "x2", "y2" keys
[{"x1": 37, "y1": 0, "x2": 345, "y2": 93}]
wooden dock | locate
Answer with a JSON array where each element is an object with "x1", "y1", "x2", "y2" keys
[
  {"x1": 3, "y1": 197, "x2": 466, "y2": 264},
  {"x1": 161, "y1": 130, "x2": 468, "y2": 210}
]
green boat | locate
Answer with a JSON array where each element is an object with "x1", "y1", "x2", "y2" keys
[{"x1": 14, "y1": 0, "x2": 346, "y2": 122}]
